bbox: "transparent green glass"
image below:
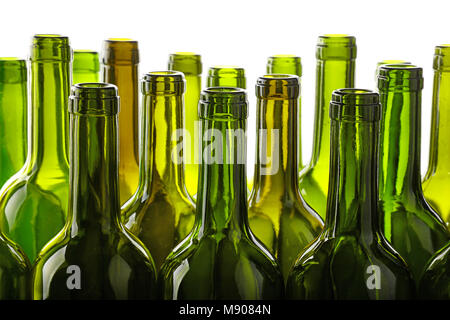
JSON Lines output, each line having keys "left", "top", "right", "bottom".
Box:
{"left": 168, "top": 53, "right": 202, "bottom": 201}
{"left": 267, "top": 55, "right": 304, "bottom": 171}
{"left": 101, "top": 39, "right": 140, "bottom": 205}
{"left": 287, "top": 89, "right": 415, "bottom": 300}
{"left": 73, "top": 50, "right": 99, "bottom": 84}
{"left": 299, "top": 35, "right": 356, "bottom": 220}
{"left": 248, "top": 75, "right": 323, "bottom": 281}
{"left": 32, "top": 83, "right": 158, "bottom": 300}
{"left": 378, "top": 64, "right": 450, "bottom": 284}
{"left": 159, "top": 87, "right": 284, "bottom": 300}
{"left": 122, "top": 71, "right": 196, "bottom": 270}
{"left": 207, "top": 66, "right": 246, "bottom": 89}
{"left": 0, "top": 58, "right": 27, "bottom": 188}
{"left": 419, "top": 241, "right": 450, "bottom": 299}
{"left": 423, "top": 45, "right": 450, "bottom": 228}
{"left": 0, "top": 35, "right": 71, "bottom": 262}
{"left": 375, "top": 60, "right": 411, "bottom": 81}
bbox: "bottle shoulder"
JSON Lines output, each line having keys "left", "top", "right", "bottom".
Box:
{"left": 419, "top": 243, "right": 450, "bottom": 299}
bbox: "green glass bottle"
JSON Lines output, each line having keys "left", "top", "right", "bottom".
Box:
{"left": 207, "top": 66, "right": 246, "bottom": 89}
{"left": 248, "top": 75, "right": 323, "bottom": 280}
{"left": 419, "top": 241, "right": 450, "bottom": 299}
{"left": 378, "top": 64, "right": 450, "bottom": 284}
{"left": 299, "top": 35, "right": 356, "bottom": 220}
{"left": 423, "top": 45, "right": 450, "bottom": 228}
{"left": 73, "top": 50, "right": 99, "bottom": 84}
{"left": 159, "top": 87, "right": 284, "bottom": 300}
{"left": 266, "top": 55, "right": 303, "bottom": 171}
{"left": 101, "top": 39, "right": 140, "bottom": 205}
{"left": 0, "top": 58, "right": 27, "bottom": 188}
{"left": 168, "top": 53, "right": 202, "bottom": 200}
{"left": 122, "top": 71, "right": 196, "bottom": 270}
{"left": 0, "top": 35, "right": 71, "bottom": 262}
{"left": 32, "top": 83, "right": 157, "bottom": 300}
{"left": 375, "top": 60, "right": 411, "bottom": 81}
{"left": 286, "top": 89, "right": 415, "bottom": 300}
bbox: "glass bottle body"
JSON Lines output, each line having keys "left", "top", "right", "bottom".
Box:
{"left": 419, "top": 241, "right": 450, "bottom": 299}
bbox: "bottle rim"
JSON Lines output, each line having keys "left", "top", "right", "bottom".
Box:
{"left": 168, "top": 52, "right": 202, "bottom": 75}
{"left": 256, "top": 74, "right": 300, "bottom": 99}
{"left": 330, "top": 88, "right": 381, "bottom": 122}
{"left": 378, "top": 64, "right": 423, "bottom": 91}
{"left": 141, "top": 71, "right": 185, "bottom": 95}
{"left": 69, "top": 82, "right": 119, "bottom": 116}
{"left": 199, "top": 87, "right": 248, "bottom": 120}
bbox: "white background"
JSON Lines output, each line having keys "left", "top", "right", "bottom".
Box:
{"left": 1, "top": 0, "right": 448, "bottom": 177}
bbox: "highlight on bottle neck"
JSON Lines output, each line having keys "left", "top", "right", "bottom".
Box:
{"left": 199, "top": 87, "right": 248, "bottom": 120}
{"left": 69, "top": 83, "right": 119, "bottom": 116}
{"left": 434, "top": 45, "right": 450, "bottom": 72}
{"left": 0, "top": 58, "right": 27, "bottom": 84}
{"left": 168, "top": 52, "right": 202, "bottom": 75}
{"left": 102, "top": 38, "right": 139, "bottom": 65}
{"left": 256, "top": 74, "right": 300, "bottom": 100}
{"left": 329, "top": 88, "right": 381, "bottom": 122}
{"left": 377, "top": 64, "right": 423, "bottom": 91}
{"left": 316, "top": 34, "right": 357, "bottom": 60}
{"left": 31, "top": 34, "right": 71, "bottom": 62}
{"left": 73, "top": 50, "right": 100, "bottom": 73}
{"left": 141, "top": 71, "right": 185, "bottom": 96}
{"left": 207, "top": 66, "right": 246, "bottom": 89}
{"left": 266, "top": 55, "right": 302, "bottom": 77}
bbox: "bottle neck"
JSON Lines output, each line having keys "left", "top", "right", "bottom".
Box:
{"left": 426, "top": 70, "right": 450, "bottom": 175}
{"left": 195, "top": 117, "right": 248, "bottom": 236}
{"left": 310, "top": 59, "right": 355, "bottom": 169}
{"left": 379, "top": 89, "right": 423, "bottom": 198}
{"left": 68, "top": 113, "right": 120, "bottom": 234}
{"left": 252, "top": 97, "right": 300, "bottom": 198}
{"left": 26, "top": 59, "right": 70, "bottom": 174}
{"left": 326, "top": 119, "right": 380, "bottom": 240}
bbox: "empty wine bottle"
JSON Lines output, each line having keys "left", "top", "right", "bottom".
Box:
{"left": 0, "top": 35, "right": 71, "bottom": 262}
{"left": 159, "top": 87, "right": 284, "bottom": 300}
{"left": 122, "top": 71, "right": 196, "bottom": 270}
{"left": 0, "top": 58, "right": 27, "bottom": 188}
{"left": 286, "top": 89, "right": 415, "bottom": 300}
{"left": 207, "top": 66, "right": 246, "bottom": 88}
{"left": 168, "top": 53, "right": 202, "bottom": 200}
{"left": 299, "top": 35, "right": 356, "bottom": 220}
{"left": 248, "top": 75, "right": 323, "bottom": 280}
{"left": 101, "top": 39, "right": 140, "bottom": 205}
{"left": 32, "top": 83, "right": 157, "bottom": 300}
{"left": 378, "top": 64, "right": 450, "bottom": 284}
{"left": 419, "top": 241, "right": 450, "bottom": 299}
{"left": 423, "top": 45, "right": 450, "bottom": 228}
{"left": 73, "top": 50, "right": 99, "bottom": 84}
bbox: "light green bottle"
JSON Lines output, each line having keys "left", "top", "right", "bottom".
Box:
{"left": 207, "top": 66, "right": 246, "bottom": 89}
{"left": 73, "top": 50, "right": 99, "bottom": 84}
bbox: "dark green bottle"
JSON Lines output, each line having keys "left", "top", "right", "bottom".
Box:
{"left": 0, "top": 58, "right": 27, "bottom": 188}
{"left": 207, "top": 66, "right": 246, "bottom": 89}
{"left": 286, "top": 89, "right": 415, "bottom": 300}
{"left": 299, "top": 35, "right": 356, "bottom": 220}
{"left": 32, "top": 83, "right": 157, "bottom": 300}
{"left": 73, "top": 50, "right": 99, "bottom": 84}
{"left": 122, "top": 71, "right": 196, "bottom": 270}
{"left": 248, "top": 75, "right": 323, "bottom": 280}
{"left": 419, "top": 241, "right": 450, "bottom": 299}
{"left": 159, "top": 87, "right": 284, "bottom": 300}
{"left": 377, "top": 64, "right": 450, "bottom": 284}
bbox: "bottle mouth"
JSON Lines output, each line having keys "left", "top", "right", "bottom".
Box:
{"left": 73, "top": 50, "right": 100, "bottom": 73}
{"left": 0, "top": 58, "right": 27, "bottom": 84}
{"left": 207, "top": 66, "right": 246, "bottom": 88}
{"left": 434, "top": 44, "right": 450, "bottom": 71}
{"left": 266, "top": 55, "right": 302, "bottom": 76}
{"left": 168, "top": 52, "right": 202, "bottom": 75}
{"left": 376, "top": 60, "right": 411, "bottom": 67}
{"left": 141, "top": 71, "right": 185, "bottom": 95}
{"left": 102, "top": 38, "right": 139, "bottom": 65}
{"left": 199, "top": 87, "right": 248, "bottom": 120}
{"left": 256, "top": 74, "right": 300, "bottom": 99}
{"left": 31, "top": 34, "right": 71, "bottom": 62}
{"left": 316, "top": 34, "right": 356, "bottom": 60}
{"left": 377, "top": 64, "right": 423, "bottom": 91}
{"left": 330, "top": 88, "right": 381, "bottom": 122}
{"left": 69, "top": 83, "right": 119, "bottom": 116}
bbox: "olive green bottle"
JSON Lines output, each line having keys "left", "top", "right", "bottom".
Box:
{"left": 207, "top": 66, "right": 246, "bottom": 89}
{"left": 32, "top": 83, "right": 157, "bottom": 300}
{"left": 248, "top": 75, "right": 323, "bottom": 280}
{"left": 419, "top": 241, "right": 450, "bottom": 299}
{"left": 0, "top": 58, "right": 27, "bottom": 188}
{"left": 73, "top": 50, "right": 99, "bottom": 84}
{"left": 122, "top": 71, "right": 196, "bottom": 270}
{"left": 423, "top": 45, "right": 450, "bottom": 228}
{"left": 0, "top": 35, "right": 71, "bottom": 262}
{"left": 168, "top": 53, "right": 202, "bottom": 200}
{"left": 299, "top": 35, "right": 356, "bottom": 220}
{"left": 378, "top": 64, "right": 450, "bottom": 284}
{"left": 101, "top": 39, "right": 140, "bottom": 205}
{"left": 159, "top": 87, "right": 284, "bottom": 300}
{"left": 286, "top": 89, "right": 415, "bottom": 300}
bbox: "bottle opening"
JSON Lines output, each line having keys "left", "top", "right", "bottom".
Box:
{"left": 199, "top": 87, "right": 248, "bottom": 120}
{"left": 256, "top": 75, "right": 300, "bottom": 100}
{"left": 434, "top": 45, "right": 450, "bottom": 71}
{"left": 330, "top": 88, "right": 381, "bottom": 122}
{"left": 168, "top": 53, "right": 202, "bottom": 75}
{"left": 378, "top": 64, "right": 423, "bottom": 90}
{"left": 31, "top": 34, "right": 71, "bottom": 62}
{"left": 141, "top": 71, "right": 185, "bottom": 95}
{"left": 316, "top": 34, "right": 356, "bottom": 60}
{"left": 69, "top": 83, "right": 119, "bottom": 116}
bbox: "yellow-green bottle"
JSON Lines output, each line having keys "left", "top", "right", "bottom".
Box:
{"left": 207, "top": 66, "right": 246, "bottom": 89}
{"left": 168, "top": 53, "right": 202, "bottom": 200}
{"left": 73, "top": 50, "right": 99, "bottom": 84}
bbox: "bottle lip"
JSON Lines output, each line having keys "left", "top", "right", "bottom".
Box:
{"left": 256, "top": 74, "right": 300, "bottom": 99}
{"left": 69, "top": 83, "right": 119, "bottom": 116}
{"left": 101, "top": 38, "right": 139, "bottom": 65}
{"left": 168, "top": 52, "right": 202, "bottom": 75}
{"left": 330, "top": 88, "right": 381, "bottom": 122}
{"left": 434, "top": 44, "right": 450, "bottom": 71}
{"left": 207, "top": 66, "right": 246, "bottom": 89}
{"left": 0, "top": 58, "right": 27, "bottom": 84}
{"left": 199, "top": 87, "right": 248, "bottom": 120}
{"left": 316, "top": 34, "right": 356, "bottom": 60}
{"left": 141, "top": 71, "right": 185, "bottom": 95}
{"left": 266, "top": 55, "right": 302, "bottom": 76}
{"left": 377, "top": 64, "right": 423, "bottom": 91}
{"left": 31, "top": 34, "right": 71, "bottom": 62}
{"left": 73, "top": 50, "right": 100, "bottom": 73}
{"left": 0, "top": 57, "right": 26, "bottom": 67}
{"left": 376, "top": 60, "right": 411, "bottom": 67}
